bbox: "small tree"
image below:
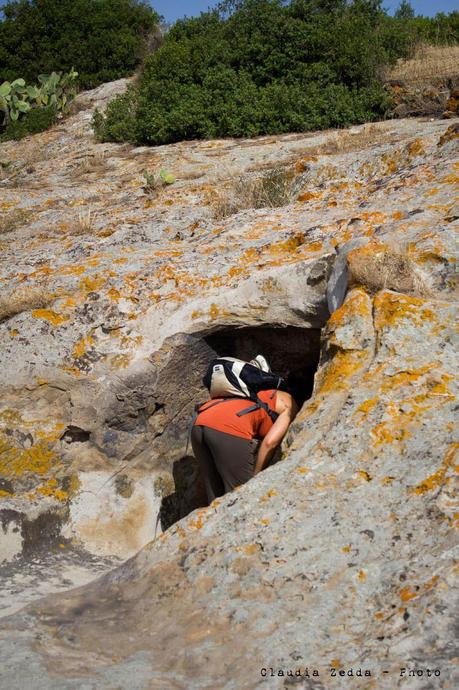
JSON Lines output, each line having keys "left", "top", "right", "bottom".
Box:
{"left": 395, "top": 1, "right": 415, "bottom": 20}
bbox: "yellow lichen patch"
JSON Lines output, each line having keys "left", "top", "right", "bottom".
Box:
{"left": 72, "top": 335, "right": 94, "bottom": 359}
{"left": 31, "top": 309, "right": 67, "bottom": 327}
{"left": 296, "top": 466, "right": 310, "bottom": 474}
{"left": 260, "top": 518, "right": 270, "bottom": 525}
{"left": 107, "top": 287, "right": 121, "bottom": 301}
{"left": 330, "top": 659, "right": 341, "bottom": 670}
{"left": 79, "top": 274, "right": 106, "bottom": 293}
{"left": 317, "top": 350, "right": 367, "bottom": 395}
{"left": 244, "top": 543, "right": 260, "bottom": 556}
{"left": 0, "top": 432, "right": 58, "bottom": 479}
{"left": 259, "top": 488, "right": 278, "bottom": 503}
{"left": 0, "top": 488, "right": 13, "bottom": 497}
{"left": 209, "top": 303, "right": 219, "bottom": 319}
{"left": 440, "top": 173, "right": 459, "bottom": 187}
{"left": 399, "top": 586, "right": 417, "bottom": 602}
{"left": 60, "top": 264, "right": 87, "bottom": 277}
{"left": 106, "top": 353, "right": 131, "bottom": 369}
{"left": 380, "top": 365, "right": 434, "bottom": 392}
{"left": 9, "top": 329, "right": 19, "bottom": 337}
{"left": 36, "top": 478, "right": 68, "bottom": 502}
{"left": 374, "top": 291, "right": 437, "bottom": 330}
{"left": 358, "top": 570, "right": 366, "bottom": 583}
{"left": 353, "top": 397, "right": 378, "bottom": 422}
{"left": 412, "top": 443, "right": 458, "bottom": 495}
{"left": 191, "top": 309, "right": 203, "bottom": 319}
{"left": 297, "top": 190, "right": 322, "bottom": 202}
{"left": 268, "top": 233, "right": 305, "bottom": 255}
{"left": 327, "top": 287, "right": 371, "bottom": 331}
{"left": 407, "top": 138, "right": 425, "bottom": 158}
{"left": 358, "top": 470, "right": 372, "bottom": 482}
{"left": 341, "top": 545, "right": 351, "bottom": 553}
{"left": 187, "top": 509, "right": 209, "bottom": 530}
{"left": 382, "top": 476, "right": 395, "bottom": 485}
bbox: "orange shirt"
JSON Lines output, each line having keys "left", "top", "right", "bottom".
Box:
{"left": 194, "top": 390, "right": 277, "bottom": 440}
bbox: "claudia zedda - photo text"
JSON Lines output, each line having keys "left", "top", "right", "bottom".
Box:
{"left": 260, "top": 667, "right": 442, "bottom": 679}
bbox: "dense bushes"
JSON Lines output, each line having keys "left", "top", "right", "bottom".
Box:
{"left": 1, "top": 104, "right": 58, "bottom": 141}
{"left": 0, "top": 0, "right": 159, "bottom": 89}
{"left": 94, "top": 0, "right": 459, "bottom": 146}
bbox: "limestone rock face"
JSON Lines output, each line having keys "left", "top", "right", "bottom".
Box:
{"left": 0, "top": 80, "right": 457, "bottom": 687}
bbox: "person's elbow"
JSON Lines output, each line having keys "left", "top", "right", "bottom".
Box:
{"left": 261, "top": 435, "right": 281, "bottom": 452}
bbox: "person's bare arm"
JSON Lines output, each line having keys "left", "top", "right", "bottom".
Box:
{"left": 254, "top": 393, "right": 298, "bottom": 475}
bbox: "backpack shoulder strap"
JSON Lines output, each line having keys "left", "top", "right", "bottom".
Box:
{"left": 235, "top": 396, "right": 279, "bottom": 424}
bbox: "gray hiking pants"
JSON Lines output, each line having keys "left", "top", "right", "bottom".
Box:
{"left": 191, "top": 425, "right": 259, "bottom": 504}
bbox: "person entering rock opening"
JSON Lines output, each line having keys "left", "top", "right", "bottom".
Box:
{"left": 190, "top": 355, "right": 301, "bottom": 505}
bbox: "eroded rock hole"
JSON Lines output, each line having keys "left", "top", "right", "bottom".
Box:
{"left": 204, "top": 325, "right": 321, "bottom": 403}
{"left": 159, "top": 324, "right": 321, "bottom": 530}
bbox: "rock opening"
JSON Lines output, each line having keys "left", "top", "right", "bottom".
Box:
{"left": 204, "top": 325, "right": 321, "bottom": 403}
{"left": 159, "top": 324, "right": 321, "bottom": 530}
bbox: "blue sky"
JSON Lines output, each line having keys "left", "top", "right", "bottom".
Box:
{"left": 152, "top": 1, "right": 458, "bottom": 23}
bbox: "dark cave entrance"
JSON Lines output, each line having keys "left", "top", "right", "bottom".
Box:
{"left": 159, "top": 324, "right": 322, "bottom": 530}
{"left": 204, "top": 324, "right": 321, "bottom": 405}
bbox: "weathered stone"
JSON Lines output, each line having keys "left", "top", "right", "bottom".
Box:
{"left": 0, "top": 79, "right": 458, "bottom": 688}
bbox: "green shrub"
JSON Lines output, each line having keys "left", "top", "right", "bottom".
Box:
{"left": 92, "top": 85, "right": 140, "bottom": 143}
{"left": 0, "top": 104, "right": 58, "bottom": 141}
{"left": 0, "top": 0, "right": 159, "bottom": 90}
{"left": 95, "top": 0, "right": 459, "bottom": 146}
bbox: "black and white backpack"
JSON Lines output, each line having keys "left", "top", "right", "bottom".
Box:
{"left": 187, "top": 357, "right": 288, "bottom": 452}
{"left": 203, "top": 357, "right": 285, "bottom": 409}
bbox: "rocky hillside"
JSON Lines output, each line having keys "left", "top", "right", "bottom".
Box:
{"left": 0, "top": 80, "right": 458, "bottom": 688}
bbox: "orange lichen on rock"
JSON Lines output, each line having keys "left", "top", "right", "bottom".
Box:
{"left": 187, "top": 509, "right": 209, "bottom": 530}
{"left": 317, "top": 350, "right": 367, "bottom": 395}
{"left": 79, "top": 274, "right": 106, "bottom": 293}
{"left": 268, "top": 233, "right": 305, "bottom": 255}
{"left": 399, "top": 586, "right": 417, "bottom": 602}
{"left": 412, "top": 443, "right": 458, "bottom": 495}
{"left": 31, "top": 309, "right": 67, "bottom": 327}
{"left": 374, "top": 291, "right": 437, "bottom": 329}
{"left": 72, "top": 334, "right": 95, "bottom": 359}
{"left": 407, "top": 138, "right": 426, "bottom": 158}
{"left": 297, "top": 190, "right": 322, "bottom": 202}
{"left": 353, "top": 397, "right": 378, "bottom": 421}
{"left": 0, "top": 430, "right": 59, "bottom": 479}
{"left": 327, "top": 286, "right": 371, "bottom": 330}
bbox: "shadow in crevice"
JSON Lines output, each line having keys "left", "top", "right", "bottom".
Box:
{"left": 159, "top": 455, "right": 208, "bottom": 532}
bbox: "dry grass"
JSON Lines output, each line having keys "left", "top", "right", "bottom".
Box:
{"left": 0, "top": 286, "right": 54, "bottom": 322}
{"left": 213, "top": 166, "right": 299, "bottom": 219}
{"left": 0, "top": 208, "right": 33, "bottom": 235}
{"left": 71, "top": 152, "right": 110, "bottom": 178}
{"left": 387, "top": 44, "right": 459, "bottom": 84}
{"left": 296, "top": 124, "right": 395, "bottom": 160}
{"left": 0, "top": 159, "right": 12, "bottom": 182}
{"left": 348, "top": 243, "right": 432, "bottom": 297}
{"left": 63, "top": 210, "right": 96, "bottom": 236}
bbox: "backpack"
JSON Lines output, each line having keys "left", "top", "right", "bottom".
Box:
{"left": 203, "top": 357, "right": 285, "bottom": 402}
{"left": 186, "top": 358, "right": 287, "bottom": 453}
